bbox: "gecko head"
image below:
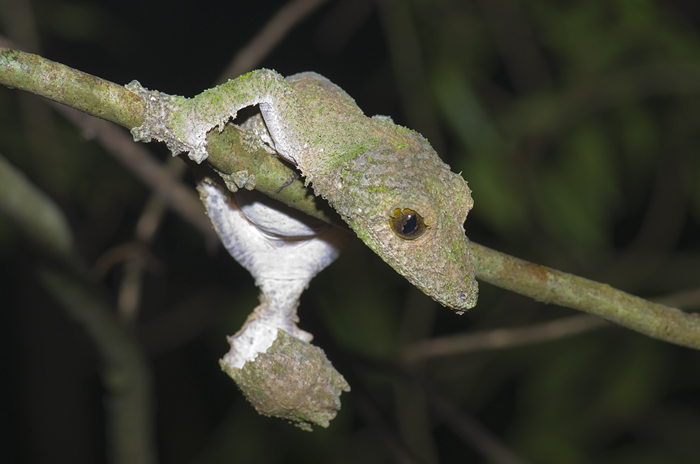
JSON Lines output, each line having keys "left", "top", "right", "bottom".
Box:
{"left": 329, "top": 137, "right": 478, "bottom": 312}
{"left": 380, "top": 190, "right": 478, "bottom": 312}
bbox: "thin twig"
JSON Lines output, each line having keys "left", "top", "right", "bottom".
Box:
{"left": 137, "top": 287, "right": 229, "bottom": 356}
{"left": 402, "top": 314, "right": 609, "bottom": 363}
{"left": 358, "top": 353, "right": 528, "bottom": 464}
{"left": 116, "top": 157, "right": 186, "bottom": 320}
{"left": 134, "top": 160, "right": 185, "bottom": 241}
{"left": 402, "top": 279, "right": 700, "bottom": 362}
{"left": 0, "top": 40, "right": 212, "bottom": 238}
{"left": 90, "top": 242, "right": 159, "bottom": 281}
{"left": 653, "top": 287, "right": 700, "bottom": 310}
{"left": 53, "top": 104, "right": 215, "bottom": 239}
{"left": 426, "top": 390, "right": 529, "bottom": 464}
{"left": 215, "top": 0, "right": 330, "bottom": 83}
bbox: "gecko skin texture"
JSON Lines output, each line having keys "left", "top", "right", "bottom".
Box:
{"left": 131, "top": 70, "right": 478, "bottom": 311}
{"left": 264, "top": 71, "right": 477, "bottom": 311}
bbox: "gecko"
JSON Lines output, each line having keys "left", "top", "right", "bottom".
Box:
{"left": 130, "top": 69, "right": 478, "bottom": 312}
{"left": 127, "top": 69, "right": 478, "bottom": 429}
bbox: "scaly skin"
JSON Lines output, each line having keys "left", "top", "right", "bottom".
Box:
{"left": 130, "top": 69, "right": 478, "bottom": 311}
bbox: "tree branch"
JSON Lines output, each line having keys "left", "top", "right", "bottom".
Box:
{"left": 0, "top": 47, "right": 144, "bottom": 128}
{"left": 472, "top": 243, "right": 700, "bottom": 349}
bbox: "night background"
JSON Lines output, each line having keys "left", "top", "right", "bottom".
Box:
{"left": 2, "top": 0, "right": 700, "bottom": 463}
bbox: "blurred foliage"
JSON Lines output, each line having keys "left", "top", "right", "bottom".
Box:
{"left": 2, "top": 0, "right": 700, "bottom": 463}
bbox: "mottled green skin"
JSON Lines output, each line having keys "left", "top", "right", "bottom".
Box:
{"left": 281, "top": 72, "right": 478, "bottom": 311}
{"left": 152, "top": 69, "right": 477, "bottom": 310}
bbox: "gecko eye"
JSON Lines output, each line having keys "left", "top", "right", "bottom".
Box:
{"left": 389, "top": 208, "right": 427, "bottom": 240}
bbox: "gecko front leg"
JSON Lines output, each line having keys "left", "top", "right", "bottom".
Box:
{"left": 127, "top": 69, "right": 303, "bottom": 164}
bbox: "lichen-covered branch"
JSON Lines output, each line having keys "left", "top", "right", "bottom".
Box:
{"left": 0, "top": 47, "right": 145, "bottom": 128}
{"left": 471, "top": 243, "right": 700, "bottom": 350}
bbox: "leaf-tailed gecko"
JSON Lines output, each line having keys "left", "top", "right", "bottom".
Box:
{"left": 129, "top": 69, "right": 478, "bottom": 312}
{"left": 128, "top": 69, "right": 477, "bottom": 429}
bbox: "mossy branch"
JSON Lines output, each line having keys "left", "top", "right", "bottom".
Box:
{"left": 2, "top": 47, "right": 699, "bottom": 349}
{"left": 471, "top": 243, "right": 700, "bottom": 349}
{"left": 0, "top": 48, "right": 145, "bottom": 128}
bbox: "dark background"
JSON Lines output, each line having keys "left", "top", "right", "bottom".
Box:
{"left": 2, "top": 0, "right": 700, "bottom": 463}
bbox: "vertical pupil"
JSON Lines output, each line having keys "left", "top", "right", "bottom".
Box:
{"left": 403, "top": 214, "right": 417, "bottom": 234}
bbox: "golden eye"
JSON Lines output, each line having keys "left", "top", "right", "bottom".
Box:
{"left": 389, "top": 208, "right": 427, "bottom": 240}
